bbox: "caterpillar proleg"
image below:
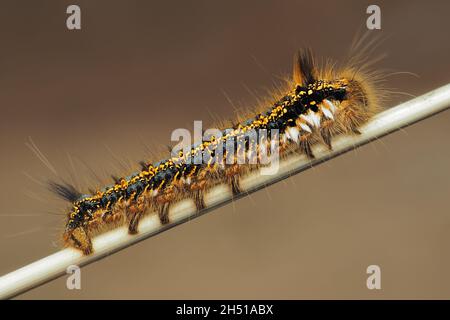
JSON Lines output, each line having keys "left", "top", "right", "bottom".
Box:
{"left": 51, "top": 48, "right": 381, "bottom": 255}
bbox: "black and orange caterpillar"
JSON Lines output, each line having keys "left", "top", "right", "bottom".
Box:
{"left": 51, "top": 48, "right": 380, "bottom": 254}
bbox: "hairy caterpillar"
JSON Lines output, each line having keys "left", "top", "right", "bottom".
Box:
{"left": 51, "top": 48, "right": 380, "bottom": 255}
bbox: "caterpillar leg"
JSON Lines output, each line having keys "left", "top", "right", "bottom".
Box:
{"left": 64, "top": 226, "right": 93, "bottom": 255}
{"left": 229, "top": 175, "right": 241, "bottom": 195}
{"left": 127, "top": 196, "right": 147, "bottom": 234}
{"left": 299, "top": 133, "right": 315, "bottom": 159}
{"left": 154, "top": 186, "right": 176, "bottom": 225}
{"left": 128, "top": 210, "right": 144, "bottom": 234}
{"left": 193, "top": 189, "right": 205, "bottom": 211}
{"left": 157, "top": 202, "right": 170, "bottom": 225}
{"left": 190, "top": 178, "right": 207, "bottom": 211}
{"left": 319, "top": 122, "right": 333, "bottom": 149}
{"left": 225, "top": 164, "right": 241, "bottom": 195}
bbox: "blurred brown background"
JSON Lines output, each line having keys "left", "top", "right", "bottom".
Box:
{"left": 0, "top": 0, "right": 449, "bottom": 299}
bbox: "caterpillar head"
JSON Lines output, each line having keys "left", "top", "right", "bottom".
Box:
{"left": 49, "top": 181, "right": 93, "bottom": 254}
{"left": 293, "top": 48, "right": 378, "bottom": 130}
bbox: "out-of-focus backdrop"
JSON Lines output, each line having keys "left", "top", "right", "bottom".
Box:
{"left": 0, "top": 0, "right": 449, "bottom": 299}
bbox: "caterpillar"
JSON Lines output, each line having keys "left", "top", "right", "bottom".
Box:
{"left": 50, "top": 47, "right": 380, "bottom": 255}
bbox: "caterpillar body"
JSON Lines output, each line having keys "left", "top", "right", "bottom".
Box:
{"left": 51, "top": 48, "right": 379, "bottom": 255}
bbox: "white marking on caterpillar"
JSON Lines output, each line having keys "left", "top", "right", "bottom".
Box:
{"left": 286, "top": 127, "right": 300, "bottom": 143}
{"left": 323, "top": 99, "right": 336, "bottom": 113}
{"left": 321, "top": 106, "right": 334, "bottom": 120}
{"left": 299, "top": 123, "right": 312, "bottom": 133}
